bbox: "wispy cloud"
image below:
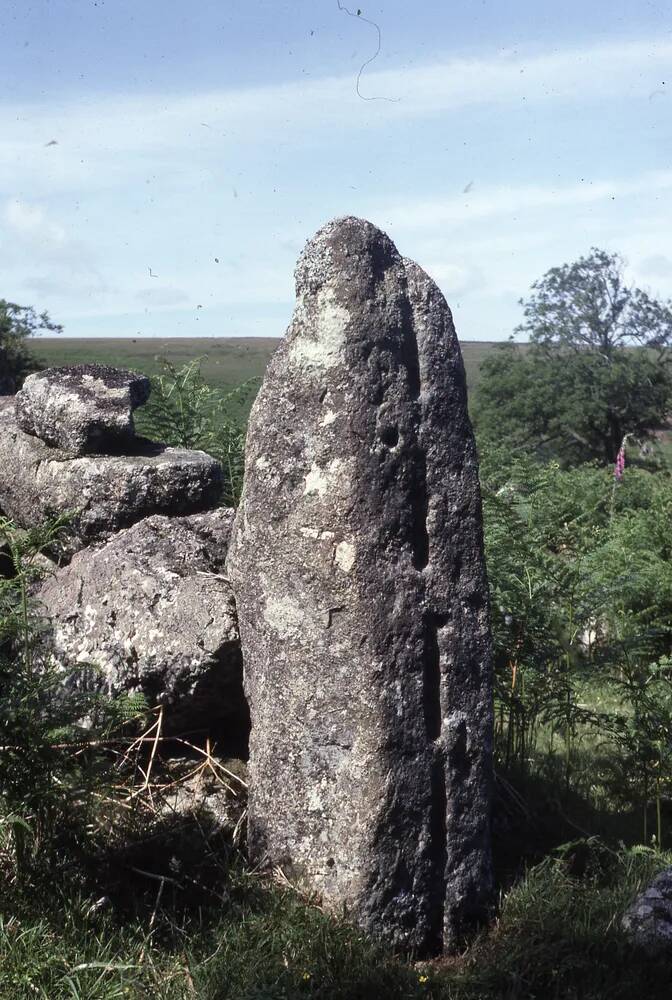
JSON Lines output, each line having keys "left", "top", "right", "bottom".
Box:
{"left": 1, "top": 197, "right": 110, "bottom": 297}
{"left": 380, "top": 171, "right": 672, "bottom": 231}
{"left": 5, "top": 198, "right": 67, "bottom": 249}
{"left": 0, "top": 37, "right": 669, "bottom": 196}
{"left": 1, "top": 35, "right": 670, "bottom": 339}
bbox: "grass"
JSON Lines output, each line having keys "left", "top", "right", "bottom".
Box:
{"left": 12, "top": 338, "right": 672, "bottom": 996}
{"left": 30, "top": 338, "right": 506, "bottom": 396}
{"left": 31, "top": 338, "right": 280, "bottom": 398}
{"left": 3, "top": 693, "right": 669, "bottom": 999}
{"left": 1, "top": 840, "right": 670, "bottom": 1000}
{"left": 1, "top": 704, "right": 671, "bottom": 1000}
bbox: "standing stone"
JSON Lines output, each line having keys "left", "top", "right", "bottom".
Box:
{"left": 226, "top": 217, "right": 493, "bottom": 953}
{"left": 15, "top": 364, "right": 151, "bottom": 454}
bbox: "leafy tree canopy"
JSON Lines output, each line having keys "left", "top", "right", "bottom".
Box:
{"left": 473, "top": 249, "right": 672, "bottom": 465}
{"left": 0, "top": 299, "right": 61, "bottom": 394}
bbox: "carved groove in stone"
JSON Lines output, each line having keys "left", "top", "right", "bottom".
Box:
{"left": 422, "top": 614, "right": 445, "bottom": 742}
{"left": 429, "top": 749, "right": 448, "bottom": 950}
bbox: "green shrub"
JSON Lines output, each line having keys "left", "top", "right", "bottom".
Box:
{"left": 480, "top": 443, "right": 672, "bottom": 845}
{"left": 0, "top": 515, "right": 147, "bottom": 879}
{"left": 136, "top": 359, "right": 258, "bottom": 507}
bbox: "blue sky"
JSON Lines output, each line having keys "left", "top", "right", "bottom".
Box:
{"left": 1, "top": 0, "right": 671, "bottom": 341}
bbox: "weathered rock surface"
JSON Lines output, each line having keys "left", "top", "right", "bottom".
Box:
{"left": 227, "top": 216, "right": 493, "bottom": 953}
{"left": 0, "top": 404, "right": 222, "bottom": 557}
{"left": 15, "top": 364, "right": 151, "bottom": 454}
{"left": 36, "top": 509, "right": 248, "bottom": 749}
{"left": 622, "top": 867, "right": 672, "bottom": 952}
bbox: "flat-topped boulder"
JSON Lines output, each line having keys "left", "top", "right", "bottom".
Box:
{"left": 227, "top": 216, "right": 493, "bottom": 953}
{"left": 0, "top": 403, "right": 222, "bottom": 557}
{"left": 15, "top": 364, "right": 151, "bottom": 454}
{"left": 37, "top": 509, "right": 247, "bottom": 749}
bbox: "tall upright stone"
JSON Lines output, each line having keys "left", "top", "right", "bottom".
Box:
{"left": 226, "top": 217, "right": 493, "bottom": 953}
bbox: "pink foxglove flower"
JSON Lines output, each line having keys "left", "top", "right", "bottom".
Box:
{"left": 614, "top": 443, "right": 626, "bottom": 481}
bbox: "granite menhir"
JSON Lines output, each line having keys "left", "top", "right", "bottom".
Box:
{"left": 15, "top": 364, "right": 151, "bottom": 454}
{"left": 226, "top": 217, "right": 493, "bottom": 953}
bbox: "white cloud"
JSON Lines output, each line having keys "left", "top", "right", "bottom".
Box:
{"left": 135, "top": 287, "right": 191, "bottom": 307}
{"left": 640, "top": 254, "right": 672, "bottom": 278}
{"left": 1, "top": 197, "right": 110, "bottom": 300}
{"left": 5, "top": 199, "right": 66, "bottom": 245}
{"left": 0, "top": 37, "right": 669, "bottom": 198}
{"left": 421, "top": 261, "right": 485, "bottom": 297}
{"left": 1, "top": 36, "right": 670, "bottom": 339}
{"left": 380, "top": 171, "right": 672, "bottom": 232}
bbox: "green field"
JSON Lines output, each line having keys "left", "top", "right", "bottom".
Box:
{"left": 32, "top": 337, "right": 506, "bottom": 394}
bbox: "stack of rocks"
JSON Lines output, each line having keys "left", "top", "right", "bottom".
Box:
{"left": 0, "top": 364, "right": 247, "bottom": 746}
{"left": 0, "top": 364, "right": 222, "bottom": 556}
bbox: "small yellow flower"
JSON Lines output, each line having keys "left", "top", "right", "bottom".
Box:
{"left": 302, "top": 971, "right": 311, "bottom": 981}
{"left": 418, "top": 974, "right": 429, "bottom": 984}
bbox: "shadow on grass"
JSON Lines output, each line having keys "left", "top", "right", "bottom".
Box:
{"left": 2, "top": 762, "right": 672, "bottom": 999}
{"left": 492, "top": 738, "right": 672, "bottom": 890}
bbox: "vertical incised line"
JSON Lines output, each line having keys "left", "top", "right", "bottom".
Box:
{"left": 428, "top": 745, "right": 448, "bottom": 952}
{"left": 423, "top": 615, "right": 444, "bottom": 741}
{"left": 424, "top": 613, "right": 448, "bottom": 952}
{"left": 410, "top": 447, "right": 430, "bottom": 570}
{"left": 405, "top": 286, "right": 447, "bottom": 952}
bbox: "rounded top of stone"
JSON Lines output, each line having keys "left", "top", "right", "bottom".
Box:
{"left": 29, "top": 364, "right": 150, "bottom": 395}
{"left": 295, "top": 216, "right": 401, "bottom": 295}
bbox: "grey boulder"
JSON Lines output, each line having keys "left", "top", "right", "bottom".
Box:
{"left": 15, "top": 364, "right": 151, "bottom": 454}
{"left": 622, "top": 867, "right": 672, "bottom": 952}
{"left": 36, "top": 509, "right": 248, "bottom": 749}
{"left": 227, "top": 216, "right": 493, "bottom": 953}
{"left": 0, "top": 403, "right": 222, "bottom": 557}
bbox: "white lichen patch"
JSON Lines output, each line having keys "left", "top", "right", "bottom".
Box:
{"left": 83, "top": 604, "right": 98, "bottom": 630}
{"left": 288, "top": 288, "right": 349, "bottom": 373}
{"left": 303, "top": 463, "right": 329, "bottom": 497}
{"left": 320, "top": 409, "right": 337, "bottom": 426}
{"left": 308, "top": 787, "right": 325, "bottom": 811}
{"left": 255, "top": 455, "right": 270, "bottom": 470}
{"left": 299, "top": 527, "right": 336, "bottom": 540}
{"left": 263, "top": 593, "right": 306, "bottom": 639}
{"left": 303, "top": 458, "right": 347, "bottom": 498}
{"left": 81, "top": 374, "right": 128, "bottom": 399}
{"left": 335, "top": 540, "right": 356, "bottom": 573}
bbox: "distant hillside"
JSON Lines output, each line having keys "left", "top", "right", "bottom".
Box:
{"left": 32, "top": 337, "right": 510, "bottom": 396}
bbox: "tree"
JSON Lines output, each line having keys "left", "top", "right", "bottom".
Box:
{"left": 473, "top": 250, "right": 672, "bottom": 465}
{"left": 0, "top": 300, "right": 61, "bottom": 394}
